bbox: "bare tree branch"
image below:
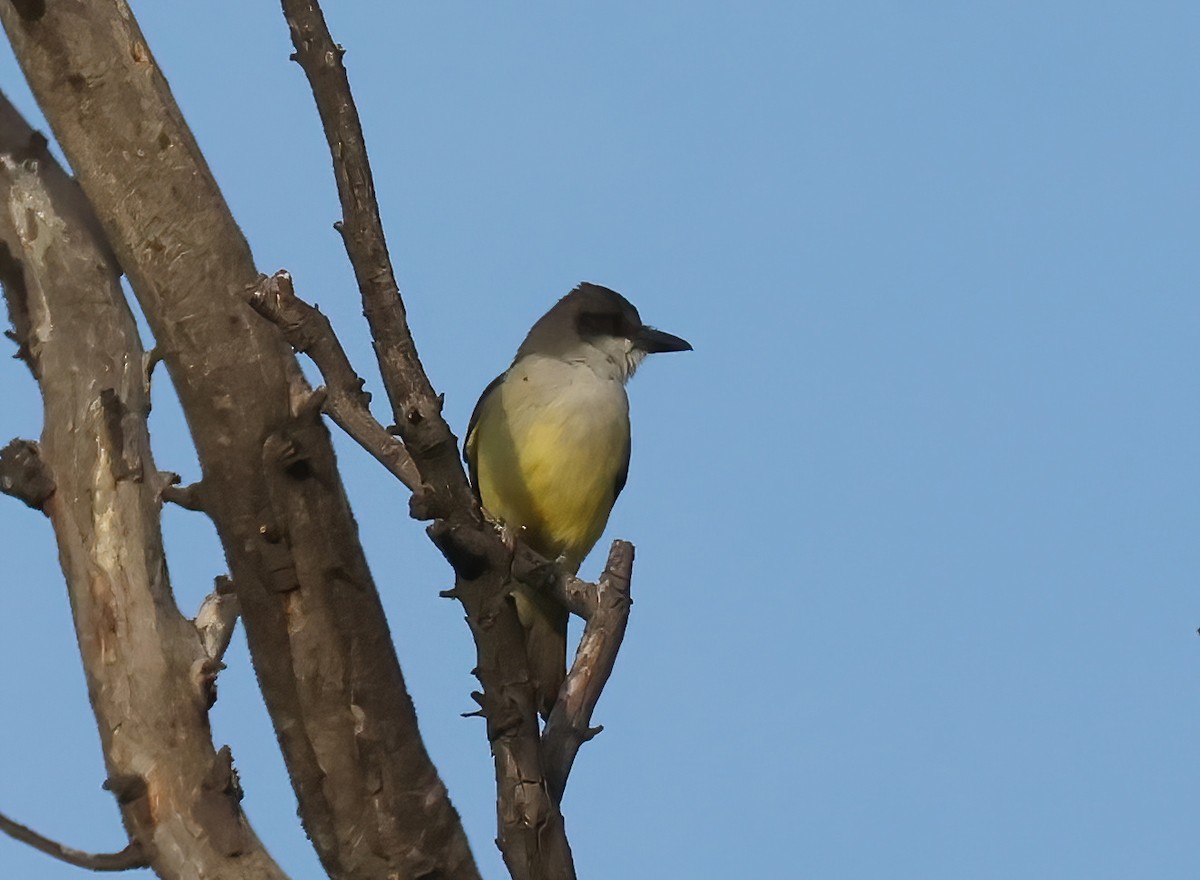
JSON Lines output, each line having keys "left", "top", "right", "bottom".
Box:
{"left": 0, "top": 90, "right": 288, "bottom": 879}
{"left": 0, "top": 4, "right": 478, "bottom": 877}
{"left": 542, "top": 541, "right": 634, "bottom": 803}
{"left": 160, "top": 475, "right": 208, "bottom": 512}
{"left": 244, "top": 271, "right": 420, "bottom": 491}
{"left": 279, "top": 2, "right": 447, "bottom": 443}
{"left": 0, "top": 810, "right": 148, "bottom": 872}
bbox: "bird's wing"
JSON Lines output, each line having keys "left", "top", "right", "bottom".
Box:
{"left": 613, "top": 432, "right": 631, "bottom": 502}
{"left": 464, "top": 371, "right": 507, "bottom": 497}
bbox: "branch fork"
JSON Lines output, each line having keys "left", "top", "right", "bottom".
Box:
{"left": 243, "top": 270, "right": 421, "bottom": 492}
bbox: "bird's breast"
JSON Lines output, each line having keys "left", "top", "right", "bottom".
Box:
{"left": 472, "top": 359, "right": 630, "bottom": 568}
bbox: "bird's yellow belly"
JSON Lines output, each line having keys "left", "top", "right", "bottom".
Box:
{"left": 472, "top": 372, "right": 629, "bottom": 569}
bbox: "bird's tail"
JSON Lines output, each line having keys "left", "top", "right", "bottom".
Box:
{"left": 512, "top": 584, "right": 568, "bottom": 721}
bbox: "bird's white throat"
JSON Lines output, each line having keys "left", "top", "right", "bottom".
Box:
{"left": 573, "top": 334, "right": 646, "bottom": 384}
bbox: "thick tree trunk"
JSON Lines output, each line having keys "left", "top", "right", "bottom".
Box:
{"left": 0, "top": 3, "right": 479, "bottom": 878}
{"left": 0, "top": 93, "right": 288, "bottom": 880}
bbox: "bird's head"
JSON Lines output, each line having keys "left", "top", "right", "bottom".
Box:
{"left": 518, "top": 282, "right": 692, "bottom": 382}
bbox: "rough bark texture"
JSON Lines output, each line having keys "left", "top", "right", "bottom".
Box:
{"left": 0, "top": 3, "right": 478, "bottom": 878}
{"left": 0, "top": 94, "right": 288, "bottom": 880}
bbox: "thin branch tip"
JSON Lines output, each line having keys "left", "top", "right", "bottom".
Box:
{"left": 0, "top": 810, "right": 147, "bottom": 872}
{"left": 160, "top": 477, "right": 206, "bottom": 512}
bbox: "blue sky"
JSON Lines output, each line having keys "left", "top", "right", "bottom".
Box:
{"left": 2, "top": 3, "right": 1198, "bottom": 878}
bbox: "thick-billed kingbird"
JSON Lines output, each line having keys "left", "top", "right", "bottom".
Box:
{"left": 464, "top": 282, "right": 692, "bottom": 719}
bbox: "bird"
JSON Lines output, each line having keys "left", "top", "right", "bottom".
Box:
{"left": 464, "top": 282, "right": 692, "bottom": 719}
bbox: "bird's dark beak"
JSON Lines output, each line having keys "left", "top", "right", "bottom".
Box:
{"left": 637, "top": 326, "right": 693, "bottom": 353}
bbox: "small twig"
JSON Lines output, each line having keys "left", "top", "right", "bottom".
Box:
{"left": 0, "top": 438, "right": 54, "bottom": 511}
{"left": 159, "top": 473, "right": 207, "bottom": 512}
{"left": 541, "top": 540, "right": 635, "bottom": 803}
{"left": 244, "top": 271, "right": 421, "bottom": 492}
{"left": 0, "top": 809, "right": 147, "bottom": 872}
